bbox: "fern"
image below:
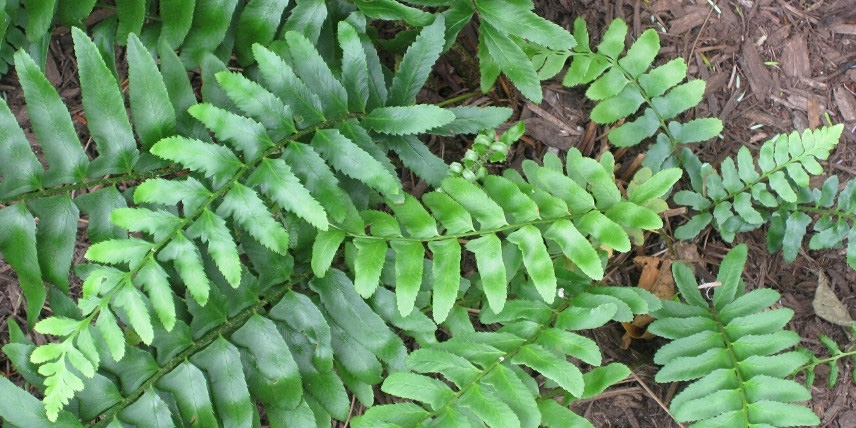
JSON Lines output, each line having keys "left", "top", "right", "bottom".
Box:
{"left": 673, "top": 125, "right": 853, "bottom": 267}
{"left": 556, "top": 18, "right": 723, "bottom": 171}
{"left": 795, "top": 330, "right": 856, "bottom": 389}
{"left": 650, "top": 244, "right": 820, "bottom": 426}
{"left": 313, "top": 149, "right": 682, "bottom": 321}
{"left": 355, "top": 283, "right": 656, "bottom": 427}
{"left": 0, "top": 3, "right": 846, "bottom": 426}
{"left": 0, "top": 29, "right": 181, "bottom": 328}
{"left": 0, "top": 11, "right": 518, "bottom": 421}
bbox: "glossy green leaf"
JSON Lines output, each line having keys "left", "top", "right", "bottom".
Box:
{"left": 156, "top": 362, "right": 218, "bottom": 427}
{"left": 507, "top": 225, "right": 557, "bottom": 303}
{"left": 282, "top": 142, "right": 352, "bottom": 224}
{"left": 180, "top": 0, "right": 239, "bottom": 68}
{"left": 591, "top": 85, "right": 646, "bottom": 124}
{"left": 513, "top": 344, "right": 583, "bottom": 396}
{"left": 618, "top": 29, "right": 659, "bottom": 77}
{"left": 187, "top": 209, "right": 242, "bottom": 287}
{"left": 539, "top": 399, "right": 593, "bottom": 428}
{"left": 217, "top": 183, "right": 290, "bottom": 255}
{"left": 389, "top": 15, "right": 445, "bottom": 106}
{"left": 253, "top": 44, "right": 326, "bottom": 127}
{"left": 429, "top": 238, "right": 462, "bottom": 323}
{"left": 13, "top": 50, "right": 86, "bottom": 186}
{"left": 362, "top": 105, "right": 455, "bottom": 135}
{"left": 285, "top": 31, "right": 349, "bottom": 116}
{"left": 544, "top": 220, "right": 602, "bottom": 280}
{"left": 476, "top": 0, "right": 574, "bottom": 50}
{"left": 338, "top": 21, "right": 370, "bottom": 113}
{"left": 235, "top": 0, "right": 291, "bottom": 65}
{"left": 652, "top": 80, "right": 705, "bottom": 119}
{"left": 312, "top": 128, "right": 403, "bottom": 202}
{"left": 390, "top": 240, "right": 425, "bottom": 316}
{"left": 460, "top": 383, "right": 521, "bottom": 428}
{"left": 352, "top": 0, "right": 433, "bottom": 26}
{"left": 353, "top": 238, "right": 387, "bottom": 298}
{"left": 190, "top": 337, "right": 254, "bottom": 426}
{"left": 596, "top": 19, "right": 627, "bottom": 59}
{"left": 159, "top": 0, "right": 196, "bottom": 49}
{"left": 441, "top": 177, "right": 507, "bottom": 229}
{"left": 72, "top": 27, "right": 139, "bottom": 176}
{"left": 127, "top": 34, "right": 176, "bottom": 150}
{"left": 576, "top": 210, "right": 630, "bottom": 252}
{"left": 609, "top": 108, "right": 660, "bottom": 147}
{"left": 150, "top": 136, "right": 242, "bottom": 186}
{"left": 422, "top": 191, "right": 475, "bottom": 234}
{"left": 247, "top": 158, "right": 328, "bottom": 231}
{"left": 466, "top": 234, "right": 507, "bottom": 312}
{"left": 215, "top": 70, "right": 296, "bottom": 140}
{"left": 381, "top": 372, "right": 454, "bottom": 409}
{"left": 480, "top": 21, "right": 541, "bottom": 102}
{"left": 781, "top": 211, "right": 811, "bottom": 263}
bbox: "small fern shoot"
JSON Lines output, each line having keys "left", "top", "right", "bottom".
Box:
{"left": 650, "top": 244, "right": 820, "bottom": 427}
{"left": 558, "top": 18, "right": 723, "bottom": 171}
{"left": 674, "top": 125, "right": 849, "bottom": 267}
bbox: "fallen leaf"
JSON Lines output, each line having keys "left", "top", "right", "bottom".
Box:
{"left": 813, "top": 271, "right": 855, "bottom": 327}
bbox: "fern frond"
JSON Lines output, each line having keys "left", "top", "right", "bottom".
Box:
{"left": 0, "top": 29, "right": 191, "bottom": 334}
{"left": 673, "top": 125, "right": 850, "bottom": 266}
{"left": 3, "top": 264, "right": 409, "bottom": 426}
{"left": 6, "top": 16, "right": 513, "bottom": 419}
{"left": 314, "top": 149, "right": 681, "bottom": 321}
{"left": 355, "top": 283, "right": 656, "bottom": 428}
{"left": 649, "top": 244, "right": 820, "bottom": 427}
{"left": 557, "top": 18, "right": 723, "bottom": 170}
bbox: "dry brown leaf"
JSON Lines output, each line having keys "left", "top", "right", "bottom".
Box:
{"left": 622, "top": 257, "right": 677, "bottom": 349}
{"left": 813, "top": 271, "right": 855, "bottom": 327}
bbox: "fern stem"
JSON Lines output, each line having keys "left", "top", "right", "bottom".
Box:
{"left": 0, "top": 165, "right": 181, "bottom": 205}
{"left": 333, "top": 213, "right": 581, "bottom": 242}
{"left": 87, "top": 271, "right": 312, "bottom": 427}
{"left": 436, "top": 91, "right": 480, "bottom": 107}
{"left": 794, "top": 349, "right": 856, "bottom": 376}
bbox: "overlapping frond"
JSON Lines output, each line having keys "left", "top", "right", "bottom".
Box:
{"left": 355, "top": 283, "right": 657, "bottom": 427}
{"left": 3, "top": 14, "right": 511, "bottom": 421}
{"left": 649, "top": 244, "right": 819, "bottom": 427}
{"left": 1, "top": 268, "right": 409, "bottom": 427}
{"left": 313, "top": 149, "right": 681, "bottom": 321}
{"left": 673, "top": 125, "right": 849, "bottom": 266}
{"left": 0, "top": 29, "right": 181, "bottom": 329}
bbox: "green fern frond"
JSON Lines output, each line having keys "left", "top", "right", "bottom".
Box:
{"left": 314, "top": 150, "right": 681, "bottom": 321}
{"left": 2, "top": 265, "right": 408, "bottom": 426}
{"left": 673, "top": 125, "right": 850, "bottom": 266}
{"left": 557, "top": 18, "right": 723, "bottom": 170}
{"left": 650, "top": 244, "right": 820, "bottom": 427}
{"left": 2, "top": 14, "right": 514, "bottom": 419}
{"left": 0, "top": 29, "right": 189, "bottom": 333}
{"left": 355, "top": 283, "right": 656, "bottom": 428}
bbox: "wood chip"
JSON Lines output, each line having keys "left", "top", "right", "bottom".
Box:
{"left": 781, "top": 35, "right": 810, "bottom": 78}
{"left": 834, "top": 87, "right": 856, "bottom": 121}
{"left": 740, "top": 39, "right": 775, "bottom": 101}
{"left": 831, "top": 24, "right": 856, "bottom": 35}
{"left": 669, "top": 9, "right": 707, "bottom": 35}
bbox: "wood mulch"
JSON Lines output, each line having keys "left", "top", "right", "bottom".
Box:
{"left": 1, "top": 1, "right": 856, "bottom": 427}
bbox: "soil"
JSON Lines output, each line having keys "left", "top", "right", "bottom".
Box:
{"left": 2, "top": 1, "right": 856, "bottom": 427}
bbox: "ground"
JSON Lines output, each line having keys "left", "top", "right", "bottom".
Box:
{"left": 1, "top": 0, "right": 856, "bottom": 427}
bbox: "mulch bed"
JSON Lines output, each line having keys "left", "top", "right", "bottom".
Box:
{"left": 1, "top": 0, "right": 855, "bottom": 426}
